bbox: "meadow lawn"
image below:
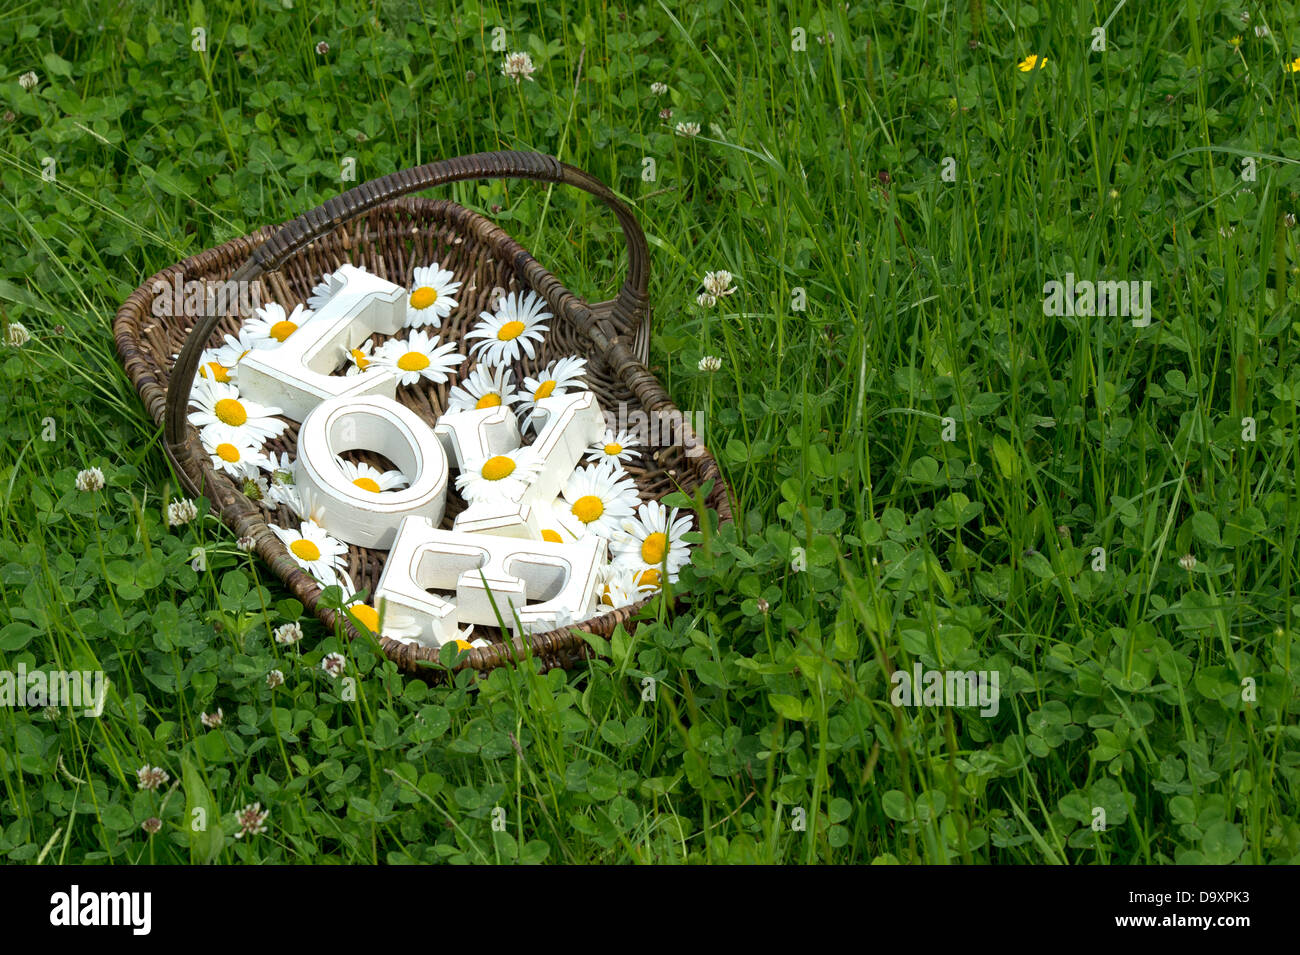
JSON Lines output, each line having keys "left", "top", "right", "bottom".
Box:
{"left": 0, "top": 0, "right": 1297, "bottom": 863}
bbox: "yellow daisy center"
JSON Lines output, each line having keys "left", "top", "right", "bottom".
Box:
{"left": 475, "top": 393, "right": 502, "bottom": 409}
{"left": 482, "top": 455, "right": 515, "bottom": 481}
{"left": 350, "top": 604, "right": 379, "bottom": 632}
{"left": 410, "top": 286, "right": 438, "bottom": 310}
{"left": 601, "top": 584, "right": 615, "bottom": 606}
{"left": 269, "top": 320, "right": 298, "bottom": 342}
{"left": 604, "top": 443, "right": 623, "bottom": 456}
{"left": 534, "top": 380, "right": 556, "bottom": 400}
{"left": 350, "top": 348, "right": 370, "bottom": 370}
{"left": 353, "top": 477, "right": 381, "bottom": 493}
{"left": 497, "top": 320, "right": 526, "bottom": 341}
{"left": 214, "top": 398, "right": 247, "bottom": 426}
{"left": 541, "top": 529, "right": 563, "bottom": 543}
{"left": 637, "top": 568, "right": 661, "bottom": 588}
{"left": 203, "top": 361, "right": 231, "bottom": 382}
{"left": 572, "top": 495, "right": 604, "bottom": 524}
{"left": 452, "top": 639, "right": 474, "bottom": 651}
{"left": 215, "top": 443, "right": 241, "bottom": 463}
{"left": 397, "top": 351, "right": 430, "bottom": 372}
{"left": 641, "top": 532, "right": 668, "bottom": 565}
{"left": 290, "top": 539, "right": 321, "bottom": 562}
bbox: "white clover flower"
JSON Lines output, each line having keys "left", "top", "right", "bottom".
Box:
{"left": 168, "top": 498, "right": 198, "bottom": 527}
{"left": 234, "top": 803, "right": 269, "bottom": 839}
{"left": 136, "top": 765, "right": 169, "bottom": 791}
{"left": 237, "top": 535, "right": 256, "bottom": 553}
{"left": 702, "top": 270, "right": 736, "bottom": 298}
{"left": 321, "top": 652, "right": 346, "bottom": 678}
{"left": 76, "top": 467, "right": 105, "bottom": 492}
{"left": 698, "top": 355, "right": 722, "bottom": 372}
{"left": 501, "top": 51, "right": 536, "bottom": 83}
{"left": 274, "top": 622, "right": 303, "bottom": 646}
{"left": 651, "top": 81, "right": 668, "bottom": 95}
{"left": 200, "top": 708, "right": 223, "bottom": 728}
{"left": 1179, "top": 553, "right": 1196, "bottom": 571}
{"left": 674, "top": 121, "right": 701, "bottom": 138}
{"left": 6, "top": 321, "right": 30, "bottom": 347}
{"left": 266, "top": 669, "right": 285, "bottom": 688}
{"left": 18, "top": 71, "right": 38, "bottom": 91}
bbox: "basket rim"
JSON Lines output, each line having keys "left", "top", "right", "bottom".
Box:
{"left": 113, "top": 195, "right": 732, "bottom": 676}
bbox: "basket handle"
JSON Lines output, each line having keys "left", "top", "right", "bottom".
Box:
{"left": 164, "top": 150, "right": 651, "bottom": 463}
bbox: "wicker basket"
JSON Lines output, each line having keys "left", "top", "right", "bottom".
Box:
{"left": 113, "top": 150, "right": 731, "bottom": 675}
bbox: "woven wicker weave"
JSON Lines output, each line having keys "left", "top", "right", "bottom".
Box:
{"left": 112, "top": 151, "right": 731, "bottom": 675}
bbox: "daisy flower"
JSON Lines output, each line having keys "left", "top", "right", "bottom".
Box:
{"left": 199, "top": 424, "right": 269, "bottom": 479}
{"left": 196, "top": 328, "right": 257, "bottom": 384}
{"left": 405, "top": 263, "right": 462, "bottom": 327}
{"left": 244, "top": 302, "right": 314, "bottom": 347}
{"left": 520, "top": 356, "right": 587, "bottom": 426}
{"left": 373, "top": 328, "right": 466, "bottom": 386}
{"left": 612, "top": 500, "right": 693, "bottom": 587}
{"left": 188, "top": 378, "right": 286, "bottom": 443}
{"left": 445, "top": 364, "right": 522, "bottom": 413}
{"left": 465, "top": 290, "right": 551, "bottom": 366}
{"left": 307, "top": 267, "right": 351, "bottom": 310}
{"left": 456, "top": 447, "right": 543, "bottom": 503}
{"left": 585, "top": 429, "right": 641, "bottom": 468}
{"left": 213, "top": 328, "right": 257, "bottom": 371}
{"left": 560, "top": 459, "right": 641, "bottom": 539}
{"left": 196, "top": 347, "right": 235, "bottom": 385}
{"left": 338, "top": 458, "right": 408, "bottom": 493}
{"left": 341, "top": 339, "right": 374, "bottom": 376}
{"left": 269, "top": 519, "right": 348, "bottom": 584}
{"left": 344, "top": 601, "right": 423, "bottom": 643}
{"left": 598, "top": 564, "right": 657, "bottom": 610}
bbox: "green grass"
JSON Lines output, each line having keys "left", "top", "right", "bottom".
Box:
{"left": 0, "top": 0, "right": 1297, "bottom": 863}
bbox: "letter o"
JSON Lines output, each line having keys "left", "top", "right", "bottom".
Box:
{"left": 294, "top": 394, "right": 448, "bottom": 548}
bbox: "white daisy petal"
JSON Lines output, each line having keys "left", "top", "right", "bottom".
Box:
{"left": 611, "top": 499, "right": 693, "bottom": 587}
{"left": 405, "top": 263, "right": 463, "bottom": 327}
{"left": 373, "top": 328, "right": 466, "bottom": 386}
{"left": 243, "top": 302, "right": 314, "bottom": 348}
{"left": 269, "top": 519, "right": 349, "bottom": 585}
{"left": 446, "top": 364, "right": 523, "bottom": 413}
{"left": 464, "top": 290, "right": 551, "bottom": 366}
{"left": 585, "top": 428, "right": 641, "bottom": 467}
{"left": 455, "top": 447, "right": 543, "bottom": 503}
{"left": 187, "top": 378, "right": 286, "bottom": 443}
{"left": 560, "top": 458, "right": 641, "bottom": 540}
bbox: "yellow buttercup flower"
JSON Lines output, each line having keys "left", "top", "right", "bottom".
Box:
{"left": 1018, "top": 54, "right": 1047, "bottom": 72}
